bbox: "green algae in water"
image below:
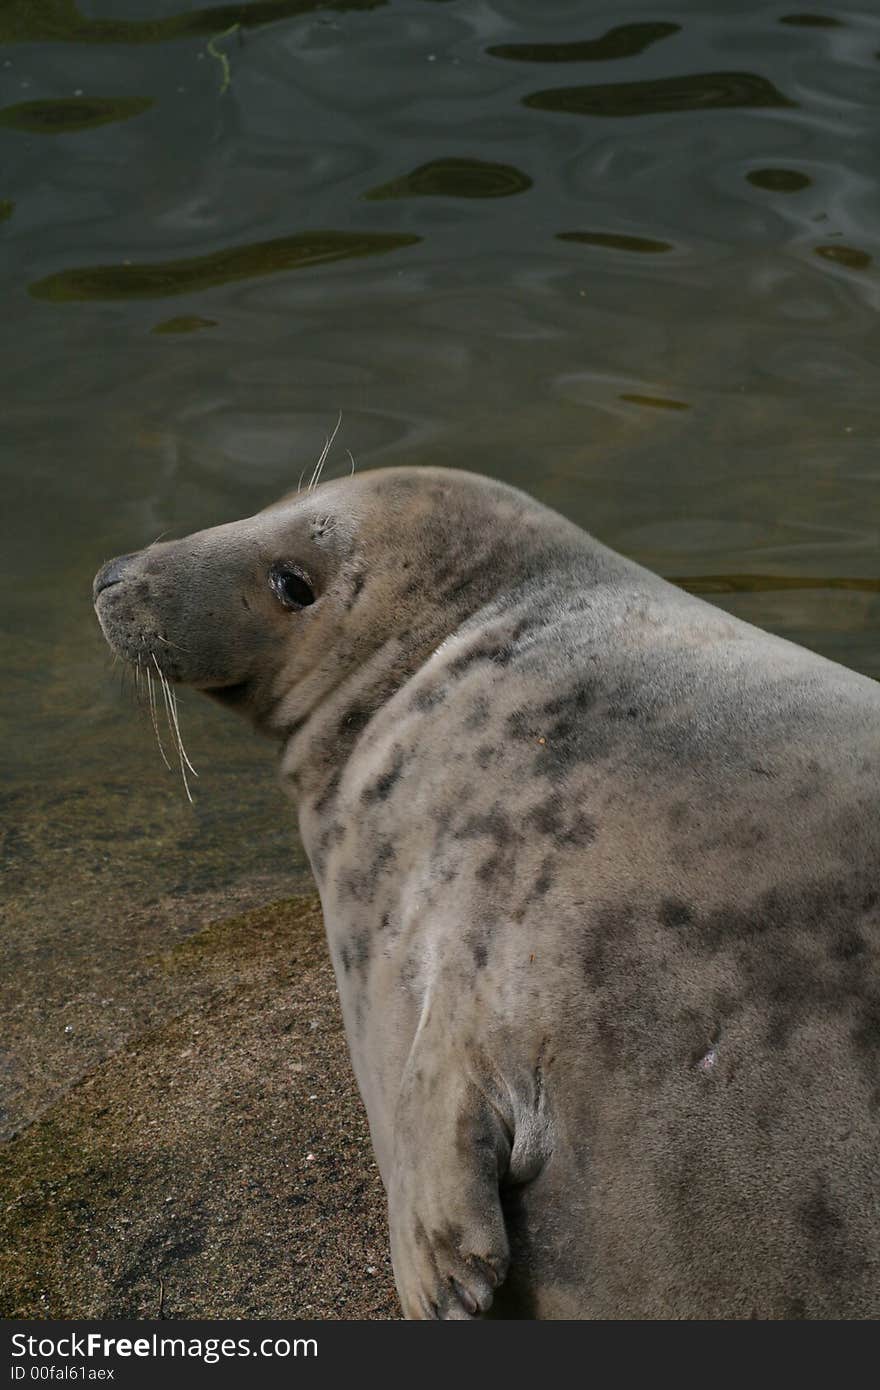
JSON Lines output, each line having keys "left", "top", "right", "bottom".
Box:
{"left": 152, "top": 315, "right": 218, "bottom": 334}
{"left": 524, "top": 71, "right": 796, "bottom": 118}
{"left": 558, "top": 230, "right": 673, "bottom": 254}
{"left": 365, "top": 158, "right": 532, "bottom": 201}
{"left": 620, "top": 393, "right": 690, "bottom": 411}
{"left": 0, "top": 0, "right": 386, "bottom": 45}
{"left": 29, "top": 229, "right": 421, "bottom": 302}
{"left": 779, "top": 13, "right": 845, "bottom": 26}
{"left": 487, "top": 22, "right": 680, "bottom": 64}
{"left": 0, "top": 200, "right": 13, "bottom": 222}
{"left": 0, "top": 96, "right": 153, "bottom": 134}
{"left": 747, "top": 168, "right": 812, "bottom": 192}
{"left": 206, "top": 22, "right": 239, "bottom": 94}
{"left": 674, "top": 575, "right": 880, "bottom": 596}
{"left": 815, "top": 244, "right": 872, "bottom": 271}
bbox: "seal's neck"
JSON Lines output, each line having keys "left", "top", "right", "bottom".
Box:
{"left": 277, "top": 600, "right": 477, "bottom": 813}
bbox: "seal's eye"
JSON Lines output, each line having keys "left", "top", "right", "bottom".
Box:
{"left": 269, "top": 563, "right": 315, "bottom": 611}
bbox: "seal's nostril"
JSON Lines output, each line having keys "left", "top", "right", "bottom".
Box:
{"left": 93, "top": 553, "right": 137, "bottom": 601}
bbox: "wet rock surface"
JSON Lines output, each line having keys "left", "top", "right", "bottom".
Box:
{"left": 0, "top": 895, "right": 399, "bottom": 1319}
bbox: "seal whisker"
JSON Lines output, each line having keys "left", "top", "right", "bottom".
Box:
{"left": 308, "top": 409, "right": 343, "bottom": 493}
{"left": 152, "top": 653, "right": 195, "bottom": 802}
{"left": 155, "top": 632, "right": 190, "bottom": 654}
{"left": 145, "top": 666, "right": 173, "bottom": 771}
{"left": 167, "top": 682, "right": 199, "bottom": 780}
{"left": 347, "top": 448, "right": 357, "bottom": 477}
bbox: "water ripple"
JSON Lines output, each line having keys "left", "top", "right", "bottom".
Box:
{"left": 1, "top": 0, "right": 386, "bottom": 45}
{"left": 524, "top": 70, "right": 796, "bottom": 118}
{"left": 364, "top": 156, "right": 532, "bottom": 200}
{"left": 28, "top": 230, "right": 421, "bottom": 301}
{"left": 0, "top": 96, "right": 153, "bottom": 133}
{"left": 779, "top": 13, "right": 845, "bottom": 28}
{"left": 487, "top": 22, "right": 681, "bottom": 65}
{"left": 557, "top": 230, "right": 674, "bottom": 254}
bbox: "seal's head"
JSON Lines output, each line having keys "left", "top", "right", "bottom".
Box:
{"left": 93, "top": 466, "right": 591, "bottom": 745}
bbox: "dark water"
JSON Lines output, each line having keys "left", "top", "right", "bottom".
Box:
{"left": 2, "top": 0, "right": 879, "bottom": 1133}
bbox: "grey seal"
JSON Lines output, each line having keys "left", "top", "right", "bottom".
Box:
{"left": 94, "top": 466, "right": 880, "bottom": 1319}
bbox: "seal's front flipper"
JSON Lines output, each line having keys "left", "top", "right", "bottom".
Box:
{"left": 388, "top": 1053, "right": 513, "bottom": 1319}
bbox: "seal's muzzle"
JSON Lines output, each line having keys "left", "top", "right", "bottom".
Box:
{"left": 93, "top": 552, "right": 137, "bottom": 599}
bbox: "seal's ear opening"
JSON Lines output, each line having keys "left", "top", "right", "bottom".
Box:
{"left": 269, "top": 562, "right": 316, "bottom": 611}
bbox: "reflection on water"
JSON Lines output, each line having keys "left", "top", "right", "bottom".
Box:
{"left": 152, "top": 314, "right": 218, "bottom": 334}
{"left": 487, "top": 22, "right": 681, "bottom": 65}
{"left": 815, "top": 244, "right": 872, "bottom": 271}
{"left": 620, "top": 393, "right": 689, "bottom": 412}
{"left": 2, "top": 0, "right": 385, "bottom": 45}
{"left": 557, "top": 231, "right": 673, "bottom": 254}
{"left": 29, "top": 230, "right": 421, "bottom": 300}
{"left": 524, "top": 71, "right": 795, "bottom": 118}
{"left": 3, "top": 0, "right": 880, "bottom": 1136}
{"left": 779, "top": 12, "right": 845, "bottom": 26}
{"left": 365, "top": 157, "right": 532, "bottom": 200}
{"left": 0, "top": 96, "right": 153, "bottom": 133}
{"left": 678, "top": 574, "right": 880, "bottom": 596}
{"left": 746, "top": 168, "right": 812, "bottom": 192}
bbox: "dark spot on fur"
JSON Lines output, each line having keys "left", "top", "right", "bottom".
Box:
{"left": 315, "top": 703, "right": 374, "bottom": 808}
{"left": 439, "top": 576, "right": 476, "bottom": 604}
{"left": 337, "top": 841, "right": 396, "bottom": 905}
{"left": 796, "top": 1180, "right": 864, "bottom": 1285}
{"left": 361, "top": 748, "right": 406, "bottom": 804}
{"left": 476, "top": 744, "right": 498, "bottom": 769}
{"left": 541, "top": 681, "right": 598, "bottom": 717}
{"left": 370, "top": 840, "right": 396, "bottom": 875}
{"left": 350, "top": 933, "right": 371, "bottom": 974}
{"left": 342, "top": 705, "right": 371, "bottom": 737}
{"left": 506, "top": 679, "right": 612, "bottom": 778}
{"left": 531, "top": 858, "right": 554, "bottom": 898}
{"left": 526, "top": 796, "right": 597, "bottom": 848}
{"left": 800, "top": 1188, "right": 844, "bottom": 1238}
{"left": 411, "top": 686, "right": 445, "bottom": 712}
{"left": 457, "top": 808, "right": 512, "bottom": 844}
{"left": 584, "top": 874, "right": 880, "bottom": 1086}
{"left": 659, "top": 898, "right": 693, "bottom": 929}
{"left": 507, "top": 710, "right": 535, "bottom": 741}
{"left": 464, "top": 694, "right": 491, "bottom": 731}
{"left": 448, "top": 638, "right": 516, "bottom": 676}
{"left": 476, "top": 853, "right": 503, "bottom": 883}
{"left": 313, "top": 769, "right": 341, "bottom": 817}
{"left": 607, "top": 703, "right": 640, "bottom": 722}
{"left": 852, "top": 999, "right": 880, "bottom": 1056}
{"left": 581, "top": 903, "right": 637, "bottom": 987}
{"left": 831, "top": 931, "right": 866, "bottom": 962}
